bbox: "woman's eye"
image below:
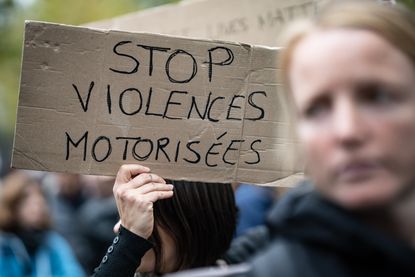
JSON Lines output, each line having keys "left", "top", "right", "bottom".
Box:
{"left": 303, "top": 97, "right": 330, "bottom": 119}
{"left": 358, "top": 83, "right": 400, "bottom": 106}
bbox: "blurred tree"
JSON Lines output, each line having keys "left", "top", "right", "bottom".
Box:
{"left": 0, "top": 0, "right": 14, "bottom": 26}
{"left": 0, "top": 0, "right": 178, "bottom": 176}
{"left": 399, "top": 0, "right": 415, "bottom": 10}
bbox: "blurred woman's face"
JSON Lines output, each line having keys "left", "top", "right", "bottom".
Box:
{"left": 290, "top": 29, "right": 415, "bottom": 209}
{"left": 16, "top": 185, "right": 49, "bottom": 229}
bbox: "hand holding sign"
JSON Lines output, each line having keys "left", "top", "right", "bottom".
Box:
{"left": 113, "top": 164, "right": 174, "bottom": 239}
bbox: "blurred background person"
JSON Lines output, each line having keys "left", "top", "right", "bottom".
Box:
{"left": 0, "top": 170, "right": 85, "bottom": 277}
{"left": 47, "top": 173, "right": 90, "bottom": 271}
{"left": 78, "top": 175, "right": 118, "bottom": 274}
{"left": 46, "top": 173, "right": 119, "bottom": 274}
{"left": 233, "top": 183, "right": 275, "bottom": 237}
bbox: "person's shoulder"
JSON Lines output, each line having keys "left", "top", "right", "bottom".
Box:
{"left": 0, "top": 230, "right": 15, "bottom": 239}
{"left": 225, "top": 225, "right": 270, "bottom": 264}
{"left": 0, "top": 231, "right": 21, "bottom": 245}
{"left": 165, "top": 263, "right": 253, "bottom": 277}
{"left": 0, "top": 231, "right": 16, "bottom": 247}
{"left": 166, "top": 238, "right": 314, "bottom": 277}
{"left": 44, "top": 230, "right": 71, "bottom": 247}
{"left": 248, "top": 237, "right": 314, "bottom": 277}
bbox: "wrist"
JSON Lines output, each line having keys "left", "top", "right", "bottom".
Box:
{"left": 120, "top": 224, "right": 151, "bottom": 240}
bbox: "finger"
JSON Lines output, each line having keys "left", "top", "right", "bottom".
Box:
{"left": 128, "top": 173, "right": 166, "bottom": 189}
{"left": 143, "top": 190, "right": 174, "bottom": 203}
{"left": 137, "top": 183, "right": 174, "bottom": 195}
{"left": 115, "top": 164, "right": 150, "bottom": 185}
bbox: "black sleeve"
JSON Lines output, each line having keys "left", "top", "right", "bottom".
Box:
{"left": 92, "top": 225, "right": 153, "bottom": 277}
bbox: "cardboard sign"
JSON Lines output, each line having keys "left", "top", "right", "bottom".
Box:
{"left": 86, "top": 0, "right": 331, "bottom": 47}
{"left": 12, "top": 21, "right": 302, "bottom": 184}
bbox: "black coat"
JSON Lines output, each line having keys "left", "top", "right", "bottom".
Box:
{"left": 170, "top": 182, "right": 415, "bottom": 277}
{"left": 92, "top": 225, "right": 152, "bottom": 277}
{"left": 243, "top": 182, "right": 415, "bottom": 277}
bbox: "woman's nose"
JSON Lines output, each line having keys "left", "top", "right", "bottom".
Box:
{"left": 332, "top": 97, "right": 366, "bottom": 148}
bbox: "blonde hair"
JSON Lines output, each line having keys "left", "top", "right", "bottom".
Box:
{"left": 280, "top": 0, "right": 415, "bottom": 89}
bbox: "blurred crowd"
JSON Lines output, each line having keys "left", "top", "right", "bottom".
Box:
{"left": 0, "top": 170, "right": 120, "bottom": 276}
{"left": 0, "top": 168, "right": 277, "bottom": 276}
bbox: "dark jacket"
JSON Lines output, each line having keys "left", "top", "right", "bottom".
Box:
{"left": 250, "top": 182, "right": 415, "bottom": 276}
{"left": 169, "top": 182, "right": 415, "bottom": 277}
{"left": 92, "top": 226, "right": 152, "bottom": 277}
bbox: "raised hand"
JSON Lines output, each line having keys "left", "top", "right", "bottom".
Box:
{"left": 113, "top": 164, "right": 174, "bottom": 238}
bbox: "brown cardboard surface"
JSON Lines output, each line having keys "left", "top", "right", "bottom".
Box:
{"left": 86, "top": 0, "right": 331, "bottom": 47}
{"left": 12, "top": 21, "right": 302, "bottom": 184}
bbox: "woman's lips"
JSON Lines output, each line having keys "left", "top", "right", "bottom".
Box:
{"left": 335, "top": 161, "right": 380, "bottom": 183}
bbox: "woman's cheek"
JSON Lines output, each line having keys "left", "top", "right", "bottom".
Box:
{"left": 136, "top": 249, "right": 156, "bottom": 273}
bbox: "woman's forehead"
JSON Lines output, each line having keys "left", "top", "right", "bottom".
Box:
{"left": 289, "top": 29, "right": 414, "bottom": 94}
{"left": 293, "top": 29, "right": 397, "bottom": 66}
